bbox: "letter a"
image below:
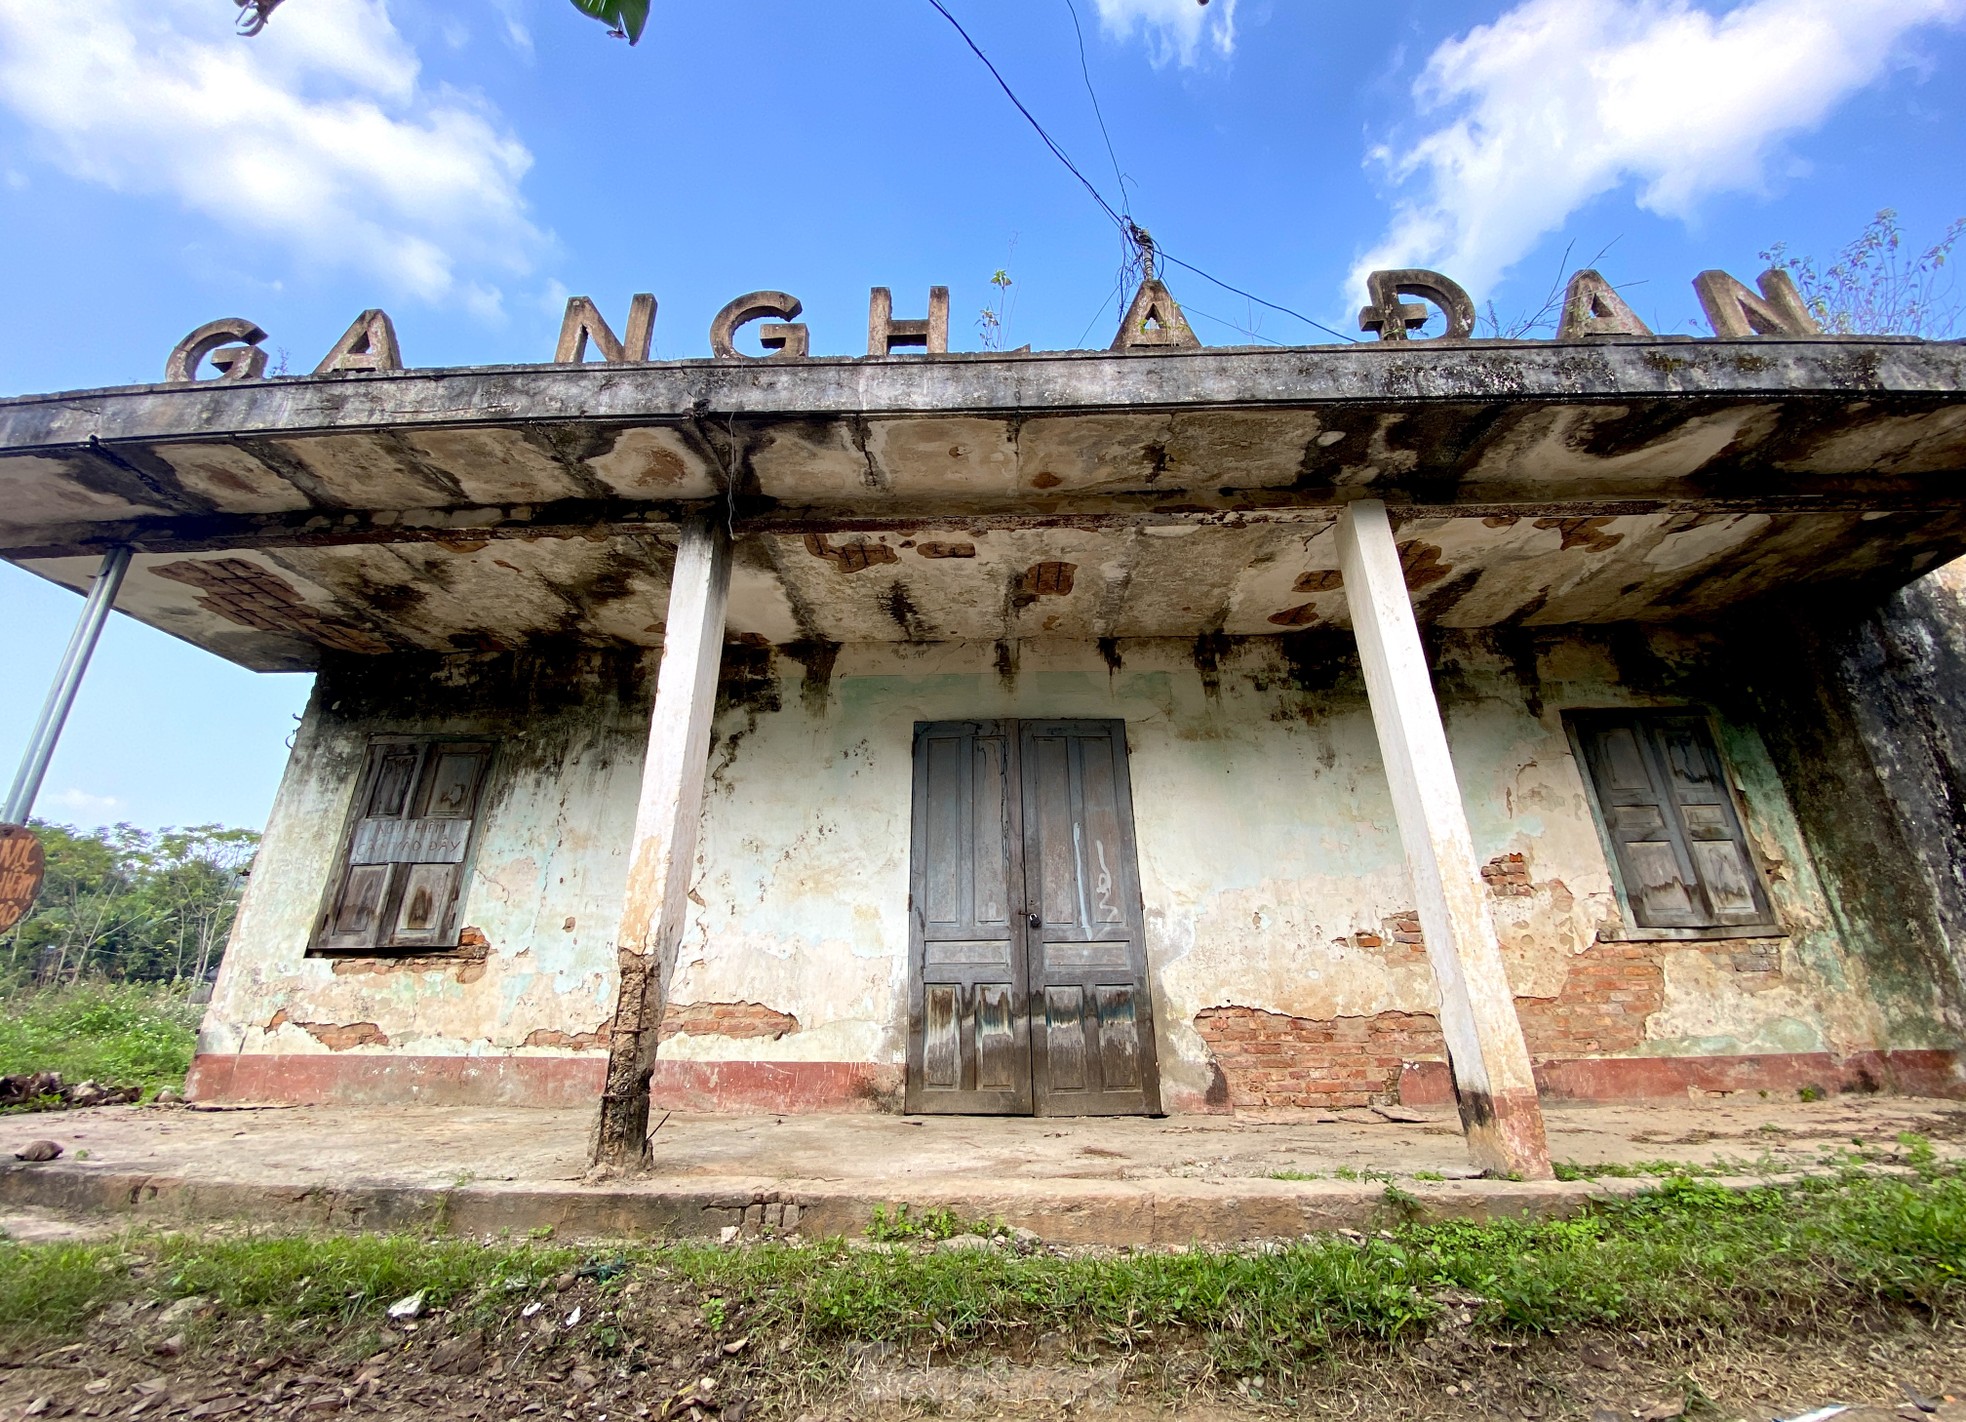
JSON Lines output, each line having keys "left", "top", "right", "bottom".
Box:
{"left": 1110, "top": 276, "right": 1200, "bottom": 351}
{"left": 314, "top": 310, "right": 403, "bottom": 375}
{"left": 1556, "top": 270, "right": 1652, "bottom": 340}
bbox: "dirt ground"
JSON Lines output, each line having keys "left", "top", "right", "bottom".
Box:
{"left": 2, "top": 1094, "right": 1962, "bottom": 1418}
{"left": 12, "top": 1094, "right": 1964, "bottom": 1196}
{"left": 0, "top": 1258, "right": 1958, "bottom": 1422}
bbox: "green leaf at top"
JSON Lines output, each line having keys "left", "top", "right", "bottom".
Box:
{"left": 567, "top": 0, "right": 650, "bottom": 45}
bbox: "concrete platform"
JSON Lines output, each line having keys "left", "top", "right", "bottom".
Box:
{"left": 1, "top": 1096, "right": 1959, "bottom": 1246}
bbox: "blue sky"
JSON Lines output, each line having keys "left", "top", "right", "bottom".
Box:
{"left": 2, "top": 0, "right": 1964, "bottom": 833}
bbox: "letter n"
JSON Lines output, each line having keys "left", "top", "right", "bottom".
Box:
{"left": 557, "top": 294, "right": 656, "bottom": 363}
{"left": 1693, "top": 269, "right": 1820, "bottom": 338}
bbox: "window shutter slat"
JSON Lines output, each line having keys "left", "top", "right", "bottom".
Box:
{"left": 1578, "top": 718, "right": 1705, "bottom": 929}
{"left": 317, "top": 740, "right": 492, "bottom": 953}
{"left": 1653, "top": 717, "right": 1772, "bottom": 926}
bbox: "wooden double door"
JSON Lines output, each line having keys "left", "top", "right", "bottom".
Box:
{"left": 905, "top": 719, "right": 1161, "bottom": 1116}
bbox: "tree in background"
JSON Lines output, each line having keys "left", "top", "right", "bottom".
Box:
{"left": 143, "top": 827, "right": 261, "bottom": 984}
{"left": 1764, "top": 210, "right": 1965, "bottom": 339}
{"left": 1, "top": 823, "right": 257, "bottom": 988}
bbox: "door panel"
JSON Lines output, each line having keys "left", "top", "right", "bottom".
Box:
{"left": 907, "top": 718, "right": 1160, "bottom": 1116}
{"left": 906, "top": 721, "right": 1032, "bottom": 1114}
{"left": 1020, "top": 719, "right": 1161, "bottom": 1116}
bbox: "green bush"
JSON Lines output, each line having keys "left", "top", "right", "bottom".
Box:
{"left": 0, "top": 981, "right": 202, "bottom": 1093}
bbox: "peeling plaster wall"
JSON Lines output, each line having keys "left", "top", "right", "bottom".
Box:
{"left": 665, "top": 629, "right": 1953, "bottom": 1111}
{"left": 199, "top": 625, "right": 1963, "bottom": 1109}
{"left": 199, "top": 648, "right": 652, "bottom": 1072}
{"left": 1778, "top": 562, "right": 1966, "bottom": 1017}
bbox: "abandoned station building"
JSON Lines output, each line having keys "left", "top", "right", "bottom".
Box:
{"left": 5, "top": 267, "right": 1966, "bottom": 1174}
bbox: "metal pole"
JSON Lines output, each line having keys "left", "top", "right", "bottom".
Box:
{"left": 3, "top": 547, "right": 133, "bottom": 824}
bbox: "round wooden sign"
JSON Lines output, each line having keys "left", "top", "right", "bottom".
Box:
{"left": 0, "top": 825, "right": 45, "bottom": 936}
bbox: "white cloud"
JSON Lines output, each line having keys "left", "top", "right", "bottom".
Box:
{"left": 0, "top": 0, "right": 543, "bottom": 308}
{"left": 491, "top": 0, "right": 536, "bottom": 58}
{"left": 1354, "top": 0, "right": 1966, "bottom": 301}
{"left": 1091, "top": 0, "right": 1237, "bottom": 64}
{"left": 47, "top": 789, "right": 122, "bottom": 818}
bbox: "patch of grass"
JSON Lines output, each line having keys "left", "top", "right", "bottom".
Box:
{"left": 1333, "top": 1166, "right": 1395, "bottom": 1183}
{"left": 0, "top": 1170, "right": 1958, "bottom": 1386}
{"left": 0, "top": 1232, "right": 584, "bottom": 1349}
{"left": 681, "top": 1172, "right": 1966, "bottom": 1377}
{"left": 0, "top": 981, "right": 201, "bottom": 1094}
{"left": 865, "top": 1204, "right": 994, "bottom": 1243}
{"left": 1552, "top": 1159, "right": 1722, "bottom": 1181}
{"left": 1268, "top": 1169, "right": 1320, "bottom": 1181}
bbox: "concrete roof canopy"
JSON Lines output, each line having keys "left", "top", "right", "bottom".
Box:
{"left": 3, "top": 337, "right": 1963, "bottom": 669}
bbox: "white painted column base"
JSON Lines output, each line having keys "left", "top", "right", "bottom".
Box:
{"left": 1337, "top": 499, "right": 1551, "bottom": 1179}
{"left": 593, "top": 512, "right": 732, "bottom": 1168}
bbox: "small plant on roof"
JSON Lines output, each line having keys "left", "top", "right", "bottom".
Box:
{"left": 1762, "top": 209, "right": 1965, "bottom": 338}
{"left": 978, "top": 269, "right": 1015, "bottom": 352}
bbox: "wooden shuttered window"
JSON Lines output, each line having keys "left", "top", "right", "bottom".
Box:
{"left": 316, "top": 739, "right": 493, "bottom": 953}
{"left": 1571, "top": 712, "right": 1775, "bottom": 932}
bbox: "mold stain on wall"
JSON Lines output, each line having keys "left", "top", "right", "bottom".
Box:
{"left": 203, "top": 616, "right": 1965, "bottom": 1110}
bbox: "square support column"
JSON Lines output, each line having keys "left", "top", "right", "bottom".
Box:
{"left": 1336, "top": 500, "right": 1552, "bottom": 1179}
{"left": 593, "top": 513, "right": 733, "bottom": 1168}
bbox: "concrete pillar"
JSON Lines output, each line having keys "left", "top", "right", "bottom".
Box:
{"left": 592, "top": 512, "right": 732, "bottom": 1169}
{"left": 1336, "top": 499, "right": 1552, "bottom": 1179}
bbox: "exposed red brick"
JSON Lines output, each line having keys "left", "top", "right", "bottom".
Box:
{"left": 326, "top": 927, "right": 491, "bottom": 983}
{"left": 1533, "top": 516, "right": 1624, "bottom": 553}
{"left": 1195, "top": 1007, "right": 1445, "bottom": 1109}
{"left": 1397, "top": 541, "right": 1452, "bottom": 590}
{"left": 1196, "top": 940, "right": 1673, "bottom": 1109}
{"left": 1514, "top": 940, "right": 1665, "bottom": 1056}
{"left": 658, "top": 1001, "right": 800, "bottom": 1042}
{"left": 803, "top": 534, "right": 897, "bottom": 572}
{"left": 265, "top": 1007, "right": 391, "bottom": 1050}
{"left": 1015, "top": 561, "right": 1077, "bottom": 598}
{"left": 152, "top": 558, "right": 391, "bottom": 655}
{"left": 1480, "top": 852, "right": 1535, "bottom": 897}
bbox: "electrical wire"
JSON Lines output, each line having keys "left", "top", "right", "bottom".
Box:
{"left": 1062, "top": 0, "right": 1130, "bottom": 220}
{"left": 926, "top": 0, "right": 1361, "bottom": 347}
{"left": 1075, "top": 288, "right": 1121, "bottom": 349}
{"left": 925, "top": 0, "right": 1129, "bottom": 233}
{"left": 1181, "top": 304, "right": 1288, "bottom": 347}
{"left": 1155, "top": 250, "right": 1359, "bottom": 344}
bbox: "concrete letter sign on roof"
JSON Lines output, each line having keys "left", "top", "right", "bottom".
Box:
{"left": 710, "top": 291, "right": 808, "bottom": 360}
{"left": 1358, "top": 269, "right": 1477, "bottom": 342}
{"left": 556, "top": 294, "right": 656, "bottom": 364}
{"left": 867, "top": 287, "right": 951, "bottom": 355}
{"left": 1556, "top": 270, "right": 1653, "bottom": 340}
{"left": 1110, "top": 274, "right": 1200, "bottom": 352}
{"left": 313, "top": 309, "right": 403, "bottom": 376}
{"left": 164, "top": 318, "right": 269, "bottom": 383}
{"left": 1694, "top": 267, "right": 1822, "bottom": 338}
